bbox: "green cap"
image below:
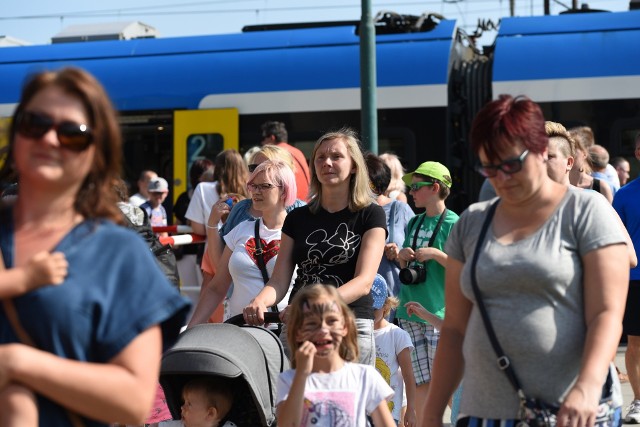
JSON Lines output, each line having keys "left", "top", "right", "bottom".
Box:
{"left": 402, "top": 161, "right": 452, "bottom": 188}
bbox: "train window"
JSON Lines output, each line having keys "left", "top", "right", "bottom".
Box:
{"left": 187, "top": 133, "right": 224, "bottom": 183}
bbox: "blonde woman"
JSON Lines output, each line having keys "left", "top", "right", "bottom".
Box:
{"left": 202, "top": 144, "right": 306, "bottom": 270}
{"left": 244, "top": 127, "right": 387, "bottom": 365}
{"left": 380, "top": 152, "right": 408, "bottom": 203}
{"left": 568, "top": 128, "right": 613, "bottom": 203}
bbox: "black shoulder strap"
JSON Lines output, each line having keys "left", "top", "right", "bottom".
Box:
{"left": 254, "top": 219, "right": 279, "bottom": 314}
{"left": 254, "top": 219, "right": 270, "bottom": 284}
{"left": 428, "top": 208, "right": 448, "bottom": 248}
{"left": 469, "top": 200, "right": 524, "bottom": 396}
{"left": 388, "top": 201, "right": 397, "bottom": 243}
{"left": 409, "top": 214, "right": 427, "bottom": 250}
{"left": 593, "top": 178, "right": 601, "bottom": 193}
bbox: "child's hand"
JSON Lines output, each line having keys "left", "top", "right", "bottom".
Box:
{"left": 397, "top": 247, "right": 415, "bottom": 263}
{"left": 26, "top": 251, "right": 68, "bottom": 289}
{"left": 295, "top": 341, "right": 316, "bottom": 375}
{"left": 414, "top": 247, "right": 442, "bottom": 263}
{"left": 403, "top": 406, "right": 417, "bottom": 427}
{"left": 404, "top": 301, "right": 427, "bottom": 319}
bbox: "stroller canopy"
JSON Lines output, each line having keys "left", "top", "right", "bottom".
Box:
{"left": 161, "top": 323, "right": 289, "bottom": 427}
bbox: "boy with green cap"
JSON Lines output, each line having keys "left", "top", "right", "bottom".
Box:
{"left": 396, "top": 161, "right": 459, "bottom": 424}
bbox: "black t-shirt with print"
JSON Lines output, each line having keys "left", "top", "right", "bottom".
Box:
{"left": 282, "top": 203, "right": 387, "bottom": 319}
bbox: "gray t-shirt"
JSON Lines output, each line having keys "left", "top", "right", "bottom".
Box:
{"left": 446, "top": 189, "right": 625, "bottom": 419}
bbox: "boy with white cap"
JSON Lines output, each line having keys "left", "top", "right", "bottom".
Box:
{"left": 141, "top": 176, "right": 170, "bottom": 237}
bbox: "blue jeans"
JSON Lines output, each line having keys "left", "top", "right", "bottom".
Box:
{"left": 356, "top": 318, "right": 375, "bottom": 366}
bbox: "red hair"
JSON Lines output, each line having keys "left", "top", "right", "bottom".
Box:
{"left": 470, "top": 95, "right": 548, "bottom": 163}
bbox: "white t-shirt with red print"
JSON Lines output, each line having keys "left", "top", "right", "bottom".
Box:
{"left": 224, "top": 219, "right": 294, "bottom": 319}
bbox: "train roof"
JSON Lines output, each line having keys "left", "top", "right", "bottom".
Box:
{"left": 493, "top": 10, "right": 640, "bottom": 102}
{"left": 0, "top": 20, "right": 458, "bottom": 114}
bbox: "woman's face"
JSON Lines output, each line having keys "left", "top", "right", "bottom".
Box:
{"left": 13, "top": 86, "right": 95, "bottom": 191}
{"left": 573, "top": 146, "right": 588, "bottom": 171}
{"left": 479, "top": 143, "right": 543, "bottom": 203}
{"left": 546, "top": 137, "right": 572, "bottom": 184}
{"left": 249, "top": 170, "right": 283, "bottom": 211}
{"left": 313, "top": 138, "right": 355, "bottom": 187}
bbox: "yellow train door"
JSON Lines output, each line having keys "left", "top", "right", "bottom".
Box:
{"left": 173, "top": 108, "right": 239, "bottom": 203}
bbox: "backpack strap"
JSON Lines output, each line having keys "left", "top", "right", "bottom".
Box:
{"left": 254, "top": 219, "right": 279, "bottom": 314}
{"left": 388, "top": 201, "right": 397, "bottom": 244}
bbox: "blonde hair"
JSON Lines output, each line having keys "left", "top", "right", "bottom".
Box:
{"left": 381, "top": 296, "right": 399, "bottom": 318}
{"left": 568, "top": 125, "right": 595, "bottom": 149}
{"left": 307, "top": 127, "right": 374, "bottom": 213}
{"left": 545, "top": 121, "right": 576, "bottom": 158}
{"left": 250, "top": 144, "right": 297, "bottom": 173}
{"left": 379, "top": 153, "right": 406, "bottom": 197}
{"left": 286, "top": 284, "right": 359, "bottom": 367}
{"left": 183, "top": 378, "right": 233, "bottom": 419}
{"left": 568, "top": 127, "right": 593, "bottom": 174}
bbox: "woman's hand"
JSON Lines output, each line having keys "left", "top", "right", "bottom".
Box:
{"left": 207, "top": 198, "right": 231, "bottom": 226}
{"left": 244, "top": 299, "right": 267, "bottom": 325}
{"left": 384, "top": 243, "right": 399, "bottom": 261}
{"left": 557, "top": 381, "right": 601, "bottom": 427}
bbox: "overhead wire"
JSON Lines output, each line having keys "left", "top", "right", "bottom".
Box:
{"left": 1, "top": 1, "right": 514, "bottom": 21}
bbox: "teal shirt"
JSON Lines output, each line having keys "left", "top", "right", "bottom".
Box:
{"left": 396, "top": 209, "right": 459, "bottom": 323}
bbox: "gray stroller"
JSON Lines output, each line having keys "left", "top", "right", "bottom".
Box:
{"left": 160, "top": 313, "right": 289, "bottom": 427}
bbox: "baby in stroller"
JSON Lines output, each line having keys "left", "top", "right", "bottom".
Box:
{"left": 159, "top": 378, "right": 236, "bottom": 427}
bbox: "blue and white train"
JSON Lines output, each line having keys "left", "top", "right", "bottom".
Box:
{"left": 1, "top": 8, "right": 639, "bottom": 209}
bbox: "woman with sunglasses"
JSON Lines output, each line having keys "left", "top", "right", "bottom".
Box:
{"left": 423, "top": 95, "right": 629, "bottom": 427}
{"left": 0, "top": 67, "right": 190, "bottom": 426}
{"left": 188, "top": 160, "right": 297, "bottom": 327}
{"left": 243, "top": 127, "right": 387, "bottom": 366}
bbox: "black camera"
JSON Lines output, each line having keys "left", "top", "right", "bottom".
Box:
{"left": 399, "top": 264, "right": 426, "bottom": 284}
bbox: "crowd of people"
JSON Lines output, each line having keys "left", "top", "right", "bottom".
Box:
{"left": 1, "top": 66, "right": 639, "bottom": 427}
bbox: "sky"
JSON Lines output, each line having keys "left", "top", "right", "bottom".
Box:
{"left": 0, "top": 0, "right": 632, "bottom": 47}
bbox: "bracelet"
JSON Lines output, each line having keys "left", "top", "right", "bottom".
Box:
{"left": 206, "top": 224, "right": 218, "bottom": 230}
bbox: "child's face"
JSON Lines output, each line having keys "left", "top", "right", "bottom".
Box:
{"left": 409, "top": 176, "right": 434, "bottom": 208}
{"left": 181, "top": 389, "right": 213, "bottom": 427}
{"left": 295, "top": 296, "right": 347, "bottom": 357}
{"left": 148, "top": 190, "right": 168, "bottom": 207}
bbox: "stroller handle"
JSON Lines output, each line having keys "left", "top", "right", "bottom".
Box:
{"left": 225, "top": 312, "right": 282, "bottom": 326}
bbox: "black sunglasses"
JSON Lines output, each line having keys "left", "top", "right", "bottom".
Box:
{"left": 15, "top": 111, "right": 94, "bottom": 152}
{"left": 475, "top": 150, "right": 530, "bottom": 178}
{"left": 248, "top": 163, "right": 259, "bottom": 173}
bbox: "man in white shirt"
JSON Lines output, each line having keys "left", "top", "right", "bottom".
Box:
{"left": 129, "top": 169, "right": 158, "bottom": 207}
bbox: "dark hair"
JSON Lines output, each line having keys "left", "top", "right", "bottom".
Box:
{"left": 365, "top": 152, "right": 391, "bottom": 196}
{"left": 470, "top": 95, "right": 547, "bottom": 164}
{"left": 1, "top": 67, "right": 123, "bottom": 223}
{"left": 261, "top": 121, "right": 288, "bottom": 142}
{"left": 189, "top": 158, "right": 214, "bottom": 190}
